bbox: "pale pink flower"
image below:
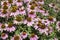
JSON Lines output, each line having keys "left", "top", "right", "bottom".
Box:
{"left": 13, "top": 20, "right": 23, "bottom": 24}
{"left": 6, "top": 24, "right": 16, "bottom": 32}
{"left": 56, "top": 21, "right": 60, "bottom": 31}
{"left": 16, "top": 2, "right": 23, "bottom": 6}
{"left": 37, "top": 8, "right": 45, "bottom": 13}
{"left": 38, "top": 27, "right": 48, "bottom": 35}
{"left": 48, "top": 16, "right": 56, "bottom": 23}
{"left": 42, "top": 10, "right": 49, "bottom": 16}
{"left": 34, "top": 22, "right": 49, "bottom": 35}
{"left": 42, "top": 19, "right": 50, "bottom": 26}
{"left": 20, "top": 32, "right": 28, "bottom": 39}
{"left": 10, "top": 10, "right": 20, "bottom": 17}
{"left": 1, "top": 33, "right": 8, "bottom": 40}
{"left": 0, "top": 9, "right": 8, "bottom": 17}
{"left": 47, "top": 27, "right": 53, "bottom": 35}
{"left": 0, "top": 24, "right": 7, "bottom": 32}
{"left": 23, "top": 17, "right": 34, "bottom": 26}
{"left": 11, "top": 35, "right": 22, "bottom": 40}
{"left": 30, "top": 34, "right": 38, "bottom": 40}
{"left": 28, "top": 11, "right": 36, "bottom": 18}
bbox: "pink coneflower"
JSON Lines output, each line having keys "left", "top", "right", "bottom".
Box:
{"left": 34, "top": 20, "right": 42, "bottom": 29}
{"left": 28, "top": 11, "right": 36, "bottom": 18}
{"left": 56, "top": 21, "right": 60, "bottom": 31}
{"left": 6, "top": 23, "right": 16, "bottom": 32}
{"left": 0, "top": 9, "right": 8, "bottom": 17}
{"left": 37, "top": 7, "right": 45, "bottom": 13}
{"left": 11, "top": 35, "right": 22, "bottom": 40}
{"left": 48, "top": 16, "right": 56, "bottom": 23}
{"left": 10, "top": 10, "right": 20, "bottom": 17}
{"left": 42, "top": 10, "right": 49, "bottom": 16}
{"left": 47, "top": 27, "right": 53, "bottom": 35}
{"left": 0, "top": 24, "right": 7, "bottom": 32}
{"left": 16, "top": 0, "right": 23, "bottom": 6}
{"left": 42, "top": 19, "right": 50, "bottom": 26}
{"left": 13, "top": 15, "right": 23, "bottom": 24}
{"left": 27, "top": 4, "right": 38, "bottom": 12}
{"left": 30, "top": 33, "right": 39, "bottom": 40}
{"left": 20, "top": 31, "right": 28, "bottom": 39}
{"left": 23, "top": 17, "right": 34, "bottom": 26}
{"left": 1, "top": 33, "right": 8, "bottom": 40}
{"left": 19, "top": 8, "right": 26, "bottom": 15}
{"left": 34, "top": 22, "right": 49, "bottom": 35}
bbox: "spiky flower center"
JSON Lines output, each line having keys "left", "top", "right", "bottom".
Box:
{"left": 11, "top": 6, "right": 17, "bottom": 12}
{"left": 16, "top": 16, "right": 22, "bottom": 22}
{"left": 31, "top": 33, "right": 35, "bottom": 38}
{"left": 8, "top": 23, "right": 13, "bottom": 28}
{"left": 14, "top": 36, "right": 20, "bottom": 40}
{"left": 37, "top": 23, "right": 46, "bottom": 29}
{"left": 17, "top": 0, "right": 22, "bottom": 2}
{"left": 3, "top": 5, "right": 8, "bottom": 9}
{"left": 27, "top": 17, "right": 32, "bottom": 22}
{"left": 1, "top": 24, "right": 5, "bottom": 29}
{"left": 29, "top": 11, "right": 34, "bottom": 15}
{"left": 3, "top": 2, "right": 7, "bottom": 5}
{"left": 40, "top": 8, "right": 43, "bottom": 10}
{"left": 22, "top": 32, "right": 26, "bottom": 35}
{"left": 30, "top": 5, "right": 35, "bottom": 10}
{"left": 8, "top": 0, "right": 13, "bottom": 3}
{"left": 48, "top": 16, "right": 53, "bottom": 21}
{"left": 1, "top": 33, "right": 6, "bottom": 37}
{"left": 2, "top": 9, "right": 7, "bottom": 14}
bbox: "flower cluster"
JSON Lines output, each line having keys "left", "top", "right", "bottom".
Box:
{"left": 0, "top": 0, "right": 60, "bottom": 40}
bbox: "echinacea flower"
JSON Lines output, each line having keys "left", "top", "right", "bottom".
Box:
{"left": 30, "top": 33, "right": 39, "bottom": 40}
{"left": 6, "top": 23, "right": 16, "bottom": 32}
{"left": 8, "top": 0, "right": 13, "bottom": 4}
{"left": 42, "top": 19, "right": 50, "bottom": 26}
{"left": 42, "top": 10, "right": 49, "bottom": 16}
{"left": 48, "top": 16, "right": 56, "bottom": 23}
{"left": 10, "top": 10, "right": 20, "bottom": 17}
{"left": 0, "top": 24, "right": 7, "bottom": 32}
{"left": 28, "top": 11, "right": 36, "bottom": 18}
{"left": 1, "top": 33, "right": 8, "bottom": 40}
{"left": 27, "top": 4, "right": 38, "bottom": 12}
{"left": 1, "top": 1, "right": 7, "bottom": 6}
{"left": 16, "top": 0, "right": 23, "bottom": 6}
{"left": 37, "top": 7, "right": 45, "bottom": 13}
{"left": 23, "top": 17, "right": 34, "bottom": 26}
{"left": 13, "top": 15, "right": 23, "bottom": 24}
{"left": 34, "top": 22, "right": 48, "bottom": 35}
{"left": 56, "top": 21, "right": 60, "bottom": 31}
{"left": 11, "top": 35, "right": 22, "bottom": 40}
{"left": 20, "top": 31, "right": 28, "bottom": 39}
{"left": 0, "top": 9, "right": 8, "bottom": 17}
{"left": 47, "top": 27, "right": 53, "bottom": 35}
{"left": 19, "top": 6, "right": 26, "bottom": 15}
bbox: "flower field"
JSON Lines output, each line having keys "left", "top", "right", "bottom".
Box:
{"left": 0, "top": 0, "right": 60, "bottom": 40}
